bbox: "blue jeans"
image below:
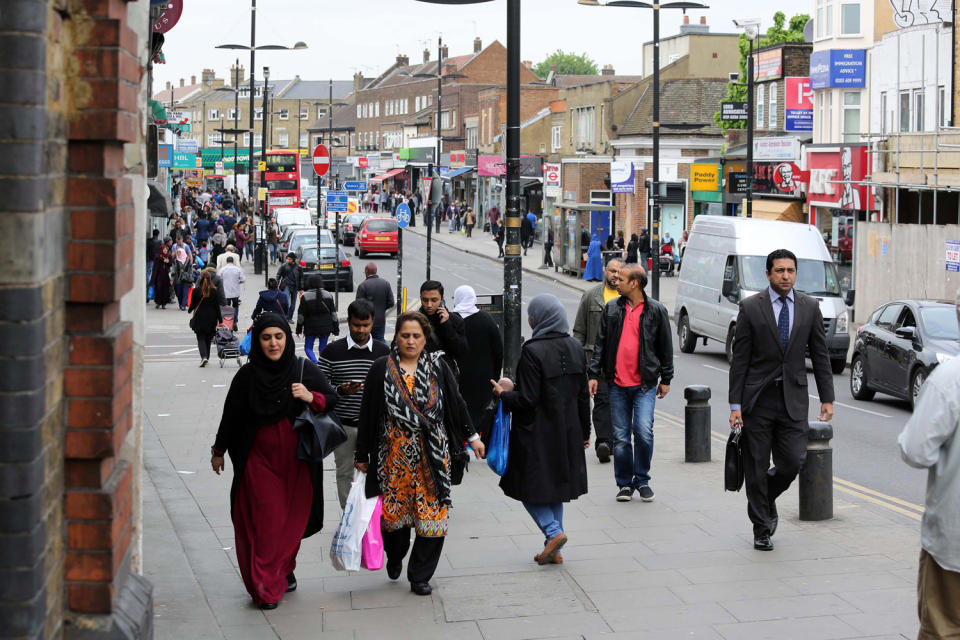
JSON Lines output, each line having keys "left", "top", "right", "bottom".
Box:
{"left": 609, "top": 384, "right": 657, "bottom": 489}
{"left": 304, "top": 334, "right": 328, "bottom": 364}
{"left": 284, "top": 285, "right": 297, "bottom": 322}
{"left": 523, "top": 502, "right": 563, "bottom": 543}
{"left": 146, "top": 261, "right": 154, "bottom": 287}
{"left": 371, "top": 324, "right": 386, "bottom": 344}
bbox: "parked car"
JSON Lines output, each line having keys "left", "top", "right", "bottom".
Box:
{"left": 355, "top": 217, "right": 399, "bottom": 257}
{"left": 287, "top": 228, "right": 333, "bottom": 257}
{"left": 296, "top": 244, "right": 353, "bottom": 292}
{"left": 338, "top": 213, "right": 368, "bottom": 245}
{"left": 850, "top": 299, "right": 959, "bottom": 408}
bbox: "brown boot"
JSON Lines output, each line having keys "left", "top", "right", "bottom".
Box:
{"left": 534, "top": 533, "right": 567, "bottom": 565}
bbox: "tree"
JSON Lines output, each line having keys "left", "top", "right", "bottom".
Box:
{"left": 713, "top": 12, "right": 810, "bottom": 131}
{"left": 533, "top": 50, "right": 599, "bottom": 79}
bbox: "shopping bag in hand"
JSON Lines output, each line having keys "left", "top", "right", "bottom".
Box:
{"left": 360, "top": 497, "right": 384, "bottom": 571}
{"left": 486, "top": 401, "right": 510, "bottom": 476}
{"left": 330, "top": 471, "right": 379, "bottom": 571}
{"left": 238, "top": 328, "right": 253, "bottom": 356}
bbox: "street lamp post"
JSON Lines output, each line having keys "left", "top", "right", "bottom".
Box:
{"left": 734, "top": 19, "right": 761, "bottom": 219}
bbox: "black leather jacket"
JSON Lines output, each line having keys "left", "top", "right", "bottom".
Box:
{"left": 587, "top": 295, "right": 674, "bottom": 390}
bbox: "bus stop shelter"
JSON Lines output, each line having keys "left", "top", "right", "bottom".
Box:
{"left": 555, "top": 201, "right": 619, "bottom": 278}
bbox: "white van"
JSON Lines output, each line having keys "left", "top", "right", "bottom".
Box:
{"left": 675, "top": 216, "right": 850, "bottom": 373}
{"left": 274, "top": 207, "right": 312, "bottom": 232}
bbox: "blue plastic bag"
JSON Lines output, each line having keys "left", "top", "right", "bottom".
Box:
{"left": 238, "top": 329, "right": 252, "bottom": 356}
{"left": 486, "top": 401, "right": 510, "bottom": 476}
{"left": 147, "top": 285, "right": 155, "bottom": 301}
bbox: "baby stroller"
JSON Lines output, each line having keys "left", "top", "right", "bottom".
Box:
{"left": 216, "top": 305, "right": 242, "bottom": 367}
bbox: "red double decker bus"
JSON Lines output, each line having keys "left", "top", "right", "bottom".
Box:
{"left": 261, "top": 149, "right": 301, "bottom": 212}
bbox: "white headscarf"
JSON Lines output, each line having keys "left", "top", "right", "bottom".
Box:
{"left": 452, "top": 285, "right": 479, "bottom": 319}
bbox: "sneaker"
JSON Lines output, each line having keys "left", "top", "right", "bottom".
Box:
{"left": 200, "top": 359, "right": 208, "bottom": 368}
{"left": 616, "top": 487, "right": 633, "bottom": 502}
{"left": 637, "top": 485, "right": 655, "bottom": 502}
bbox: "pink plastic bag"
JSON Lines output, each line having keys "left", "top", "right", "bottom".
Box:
{"left": 360, "top": 497, "right": 384, "bottom": 571}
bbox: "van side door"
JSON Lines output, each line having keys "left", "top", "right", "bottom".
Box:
{"left": 717, "top": 255, "right": 741, "bottom": 338}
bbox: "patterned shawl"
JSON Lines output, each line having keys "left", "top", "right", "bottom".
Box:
{"left": 381, "top": 349, "right": 451, "bottom": 504}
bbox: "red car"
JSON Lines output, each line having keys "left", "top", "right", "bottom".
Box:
{"left": 355, "top": 217, "right": 399, "bottom": 258}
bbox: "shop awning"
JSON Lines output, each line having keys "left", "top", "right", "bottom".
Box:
{"left": 440, "top": 167, "right": 474, "bottom": 180}
{"left": 370, "top": 168, "right": 406, "bottom": 183}
{"left": 747, "top": 198, "right": 805, "bottom": 222}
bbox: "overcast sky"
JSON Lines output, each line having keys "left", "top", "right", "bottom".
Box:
{"left": 154, "top": 0, "right": 792, "bottom": 88}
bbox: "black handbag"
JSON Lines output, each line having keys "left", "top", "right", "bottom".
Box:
{"left": 724, "top": 428, "right": 744, "bottom": 492}
{"left": 291, "top": 358, "right": 347, "bottom": 462}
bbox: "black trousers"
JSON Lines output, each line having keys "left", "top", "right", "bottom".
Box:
{"left": 382, "top": 528, "right": 444, "bottom": 584}
{"left": 592, "top": 378, "right": 613, "bottom": 446}
{"left": 543, "top": 242, "right": 554, "bottom": 266}
{"left": 196, "top": 330, "right": 214, "bottom": 360}
{"left": 742, "top": 384, "right": 809, "bottom": 536}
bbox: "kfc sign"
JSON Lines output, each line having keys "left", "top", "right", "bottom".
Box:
{"left": 806, "top": 145, "right": 873, "bottom": 211}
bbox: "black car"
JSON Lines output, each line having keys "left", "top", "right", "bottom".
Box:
{"left": 296, "top": 244, "right": 354, "bottom": 292}
{"left": 338, "top": 213, "right": 368, "bottom": 246}
{"left": 850, "top": 299, "right": 959, "bottom": 408}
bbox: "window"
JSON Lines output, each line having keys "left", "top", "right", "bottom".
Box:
{"left": 552, "top": 125, "right": 562, "bottom": 152}
{"left": 843, "top": 91, "right": 860, "bottom": 142}
{"left": 875, "top": 304, "right": 903, "bottom": 331}
{"left": 254, "top": 133, "right": 263, "bottom": 147}
{"left": 207, "top": 133, "right": 221, "bottom": 146}
{"left": 317, "top": 107, "right": 326, "bottom": 119}
{"left": 899, "top": 91, "right": 910, "bottom": 132}
{"left": 441, "top": 110, "right": 453, "bottom": 130}
{"left": 278, "top": 132, "right": 289, "bottom": 147}
{"left": 880, "top": 92, "right": 887, "bottom": 135}
{"left": 825, "top": 90, "right": 833, "bottom": 140}
{"left": 349, "top": 133, "right": 355, "bottom": 149}
{"left": 840, "top": 2, "right": 860, "bottom": 34}
{"left": 299, "top": 133, "right": 308, "bottom": 148}
{"left": 415, "top": 96, "right": 421, "bottom": 111}
{"left": 914, "top": 89, "right": 924, "bottom": 131}
{"left": 227, "top": 107, "right": 241, "bottom": 120}
{"left": 467, "top": 126, "right": 478, "bottom": 149}
{"left": 575, "top": 106, "right": 596, "bottom": 148}
{"left": 374, "top": 102, "right": 380, "bottom": 117}
{"left": 768, "top": 81, "right": 777, "bottom": 129}
{"left": 278, "top": 108, "right": 289, "bottom": 121}
{"left": 939, "top": 86, "right": 946, "bottom": 128}
{"left": 254, "top": 107, "right": 263, "bottom": 121}
{"left": 357, "top": 104, "right": 362, "bottom": 118}
{"left": 756, "top": 84, "right": 765, "bottom": 128}
{"left": 243, "top": 133, "right": 250, "bottom": 146}
{"left": 300, "top": 109, "right": 308, "bottom": 120}
{"left": 375, "top": 131, "right": 379, "bottom": 148}
{"left": 816, "top": 0, "right": 833, "bottom": 38}
{"left": 208, "top": 108, "right": 220, "bottom": 120}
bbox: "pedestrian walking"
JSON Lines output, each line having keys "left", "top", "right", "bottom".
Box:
{"left": 210, "top": 313, "right": 337, "bottom": 609}
{"left": 275, "top": 252, "right": 303, "bottom": 323}
{"left": 520, "top": 214, "right": 533, "bottom": 256}
{"left": 251, "top": 278, "right": 289, "bottom": 320}
{"left": 446, "top": 201, "right": 458, "bottom": 233}
{"left": 188, "top": 271, "right": 222, "bottom": 367}
{"left": 150, "top": 244, "right": 173, "bottom": 309}
{"left": 493, "top": 294, "right": 590, "bottom": 565}
{"left": 488, "top": 204, "right": 500, "bottom": 237}
{"left": 210, "top": 225, "right": 228, "bottom": 265}
{"left": 464, "top": 208, "right": 476, "bottom": 237}
{"left": 638, "top": 229, "right": 650, "bottom": 269}
{"left": 418, "top": 280, "right": 469, "bottom": 377}
{"left": 452, "top": 285, "right": 502, "bottom": 439}
{"left": 541, "top": 223, "right": 554, "bottom": 268}
{"left": 494, "top": 224, "right": 505, "bottom": 257}
{"left": 582, "top": 234, "right": 603, "bottom": 282}
{"left": 898, "top": 289, "right": 960, "bottom": 639}
{"left": 354, "top": 312, "right": 485, "bottom": 595}
{"left": 296, "top": 274, "right": 338, "bottom": 364}
{"left": 219, "top": 255, "right": 245, "bottom": 319}
{"left": 728, "top": 249, "right": 835, "bottom": 551}
{"left": 171, "top": 247, "right": 195, "bottom": 310}
{"left": 146, "top": 229, "right": 160, "bottom": 297}
{"left": 195, "top": 212, "right": 211, "bottom": 245}
{"left": 266, "top": 218, "right": 280, "bottom": 264}
{"left": 626, "top": 233, "right": 639, "bottom": 264}
{"left": 588, "top": 265, "right": 673, "bottom": 503}
{"left": 355, "top": 263, "right": 395, "bottom": 344}
{"left": 318, "top": 300, "right": 390, "bottom": 509}
{"left": 434, "top": 199, "right": 442, "bottom": 233}
{"left": 573, "top": 258, "right": 624, "bottom": 463}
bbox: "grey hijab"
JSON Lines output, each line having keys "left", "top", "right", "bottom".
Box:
{"left": 528, "top": 293, "right": 569, "bottom": 338}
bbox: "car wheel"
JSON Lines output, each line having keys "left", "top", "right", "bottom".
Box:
{"left": 849, "top": 355, "right": 875, "bottom": 400}
{"left": 678, "top": 313, "right": 697, "bottom": 354}
{"left": 358, "top": 249, "right": 366, "bottom": 258}
{"left": 354, "top": 247, "right": 359, "bottom": 257}
{"left": 910, "top": 367, "right": 927, "bottom": 409}
{"left": 830, "top": 358, "right": 846, "bottom": 375}
{"left": 725, "top": 324, "right": 736, "bottom": 365}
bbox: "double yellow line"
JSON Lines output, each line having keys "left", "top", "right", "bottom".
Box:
{"left": 653, "top": 409, "right": 924, "bottom": 522}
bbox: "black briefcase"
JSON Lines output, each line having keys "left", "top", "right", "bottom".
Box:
{"left": 724, "top": 428, "right": 744, "bottom": 492}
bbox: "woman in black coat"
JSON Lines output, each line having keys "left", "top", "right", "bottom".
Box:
{"left": 626, "top": 233, "right": 639, "bottom": 264}
{"left": 452, "top": 285, "right": 503, "bottom": 439}
{"left": 188, "top": 271, "right": 222, "bottom": 367}
{"left": 492, "top": 294, "right": 590, "bottom": 566}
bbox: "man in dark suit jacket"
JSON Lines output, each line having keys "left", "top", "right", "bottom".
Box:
{"left": 728, "top": 249, "right": 835, "bottom": 551}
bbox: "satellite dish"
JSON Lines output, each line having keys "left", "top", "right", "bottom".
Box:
{"left": 803, "top": 19, "right": 814, "bottom": 43}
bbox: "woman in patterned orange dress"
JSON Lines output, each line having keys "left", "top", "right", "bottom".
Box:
{"left": 355, "top": 312, "right": 485, "bottom": 596}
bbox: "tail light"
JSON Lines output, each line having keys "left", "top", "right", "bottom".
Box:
{"left": 298, "top": 260, "right": 306, "bottom": 267}
{"left": 346, "top": 224, "right": 353, "bottom": 231}
{"left": 361, "top": 233, "right": 368, "bottom": 240}
{"left": 340, "top": 259, "right": 350, "bottom": 267}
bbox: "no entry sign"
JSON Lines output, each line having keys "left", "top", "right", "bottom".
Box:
{"left": 312, "top": 144, "right": 330, "bottom": 177}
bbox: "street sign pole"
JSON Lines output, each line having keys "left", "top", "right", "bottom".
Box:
{"left": 313, "top": 143, "right": 331, "bottom": 293}
{"left": 334, "top": 212, "right": 340, "bottom": 310}
{"left": 503, "top": 0, "right": 522, "bottom": 378}
{"left": 395, "top": 202, "right": 411, "bottom": 319}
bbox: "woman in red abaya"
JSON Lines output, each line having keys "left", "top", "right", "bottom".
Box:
{"left": 211, "top": 313, "right": 336, "bottom": 609}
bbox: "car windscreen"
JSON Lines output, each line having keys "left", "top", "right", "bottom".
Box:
{"left": 739, "top": 256, "right": 841, "bottom": 296}
{"left": 267, "top": 180, "right": 298, "bottom": 191}
{"left": 346, "top": 215, "right": 365, "bottom": 225}
{"left": 365, "top": 219, "right": 398, "bottom": 233}
{"left": 921, "top": 307, "right": 960, "bottom": 340}
{"left": 300, "top": 246, "right": 340, "bottom": 262}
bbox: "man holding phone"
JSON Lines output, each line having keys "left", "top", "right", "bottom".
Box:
{"left": 418, "top": 280, "right": 469, "bottom": 378}
{"left": 318, "top": 299, "right": 390, "bottom": 508}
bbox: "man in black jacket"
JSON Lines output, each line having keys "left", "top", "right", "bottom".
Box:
{"left": 639, "top": 229, "right": 651, "bottom": 269}
{"left": 355, "top": 262, "right": 395, "bottom": 344}
{"left": 275, "top": 252, "right": 302, "bottom": 323}
{"left": 728, "top": 249, "right": 834, "bottom": 551}
{"left": 588, "top": 265, "right": 673, "bottom": 503}
{"left": 418, "top": 280, "right": 469, "bottom": 377}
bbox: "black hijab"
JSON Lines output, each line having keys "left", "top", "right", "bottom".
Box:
{"left": 247, "top": 313, "right": 300, "bottom": 424}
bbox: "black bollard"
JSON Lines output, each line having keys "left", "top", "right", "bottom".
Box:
{"left": 684, "top": 385, "right": 711, "bottom": 462}
{"left": 799, "top": 422, "right": 834, "bottom": 521}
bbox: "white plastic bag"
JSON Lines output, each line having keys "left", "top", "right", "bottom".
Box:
{"left": 329, "top": 471, "right": 379, "bottom": 571}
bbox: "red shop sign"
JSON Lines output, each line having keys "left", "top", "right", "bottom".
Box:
{"left": 806, "top": 145, "right": 873, "bottom": 211}
{"left": 153, "top": 0, "right": 183, "bottom": 34}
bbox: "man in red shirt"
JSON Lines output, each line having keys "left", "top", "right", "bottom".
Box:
{"left": 588, "top": 265, "right": 674, "bottom": 502}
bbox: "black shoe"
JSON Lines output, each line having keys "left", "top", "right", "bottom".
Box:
{"left": 616, "top": 487, "right": 633, "bottom": 502}
{"left": 386, "top": 558, "right": 402, "bottom": 580}
{"left": 260, "top": 602, "right": 278, "bottom": 610}
{"left": 286, "top": 573, "right": 297, "bottom": 592}
{"left": 637, "top": 485, "right": 655, "bottom": 502}
{"left": 753, "top": 535, "right": 774, "bottom": 551}
{"left": 768, "top": 501, "right": 779, "bottom": 537}
{"left": 410, "top": 581, "right": 432, "bottom": 596}
{"left": 596, "top": 441, "right": 611, "bottom": 463}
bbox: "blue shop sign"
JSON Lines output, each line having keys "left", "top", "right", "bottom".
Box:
{"left": 809, "top": 49, "right": 865, "bottom": 90}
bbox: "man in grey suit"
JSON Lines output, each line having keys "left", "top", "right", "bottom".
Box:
{"left": 728, "top": 249, "right": 835, "bottom": 551}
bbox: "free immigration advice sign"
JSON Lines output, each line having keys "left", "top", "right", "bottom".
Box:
{"left": 810, "top": 49, "right": 865, "bottom": 90}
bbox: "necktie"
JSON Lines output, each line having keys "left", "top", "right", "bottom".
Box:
{"left": 778, "top": 296, "right": 790, "bottom": 350}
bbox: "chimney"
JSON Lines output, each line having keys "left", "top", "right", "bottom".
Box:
{"left": 680, "top": 15, "right": 709, "bottom": 34}
{"left": 353, "top": 71, "right": 365, "bottom": 92}
{"left": 473, "top": 37, "right": 482, "bottom": 53}
{"left": 191, "top": 75, "right": 196, "bottom": 85}
{"left": 440, "top": 44, "right": 449, "bottom": 59}
{"left": 423, "top": 48, "right": 430, "bottom": 63}
{"left": 165, "top": 81, "right": 171, "bottom": 91}
{"left": 179, "top": 78, "right": 185, "bottom": 87}
{"left": 522, "top": 60, "right": 533, "bottom": 69}
{"left": 396, "top": 53, "right": 409, "bottom": 66}
{"left": 700, "top": 15, "right": 706, "bottom": 24}
{"left": 201, "top": 68, "right": 215, "bottom": 85}
{"left": 602, "top": 64, "right": 615, "bottom": 76}
{"left": 231, "top": 65, "right": 245, "bottom": 86}
{"left": 683, "top": 15, "right": 690, "bottom": 24}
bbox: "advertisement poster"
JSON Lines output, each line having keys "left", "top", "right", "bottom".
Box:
{"left": 610, "top": 161, "right": 635, "bottom": 193}
{"left": 947, "top": 240, "right": 960, "bottom": 272}
{"left": 785, "top": 77, "right": 814, "bottom": 132}
{"left": 752, "top": 48, "right": 783, "bottom": 81}
{"left": 810, "top": 49, "right": 866, "bottom": 89}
